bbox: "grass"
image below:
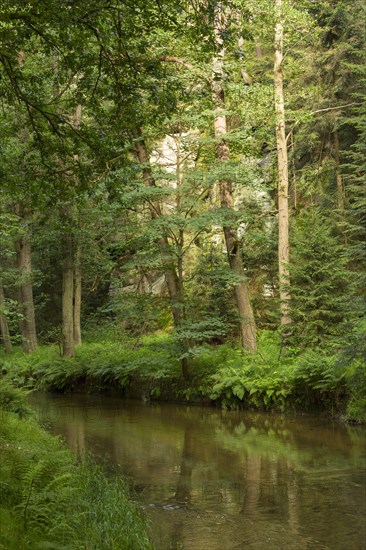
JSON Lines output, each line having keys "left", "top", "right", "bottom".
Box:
{"left": 0, "top": 378, "right": 154, "bottom": 550}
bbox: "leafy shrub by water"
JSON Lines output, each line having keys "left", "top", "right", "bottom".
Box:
{"left": 1, "top": 328, "right": 364, "bottom": 420}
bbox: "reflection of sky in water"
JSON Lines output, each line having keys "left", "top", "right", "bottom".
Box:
{"left": 31, "top": 393, "right": 366, "bottom": 550}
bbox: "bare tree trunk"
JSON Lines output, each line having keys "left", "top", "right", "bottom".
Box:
{"left": 73, "top": 241, "right": 82, "bottom": 346}
{"left": 0, "top": 282, "right": 12, "bottom": 353}
{"left": 16, "top": 232, "right": 38, "bottom": 352}
{"left": 133, "top": 128, "right": 182, "bottom": 329}
{"left": 274, "top": 0, "right": 291, "bottom": 326}
{"left": 59, "top": 104, "right": 83, "bottom": 356}
{"left": 72, "top": 104, "right": 82, "bottom": 347}
{"left": 212, "top": 4, "right": 257, "bottom": 352}
{"left": 61, "top": 219, "right": 74, "bottom": 358}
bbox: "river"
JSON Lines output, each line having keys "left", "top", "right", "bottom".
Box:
{"left": 31, "top": 393, "right": 366, "bottom": 550}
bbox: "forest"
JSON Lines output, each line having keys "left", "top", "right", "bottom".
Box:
{"left": 0, "top": 1, "right": 365, "bottom": 548}
{"left": 1, "top": 0, "right": 365, "bottom": 413}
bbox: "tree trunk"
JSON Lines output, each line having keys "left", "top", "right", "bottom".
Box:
{"left": 212, "top": 4, "right": 257, "bottom": 352}
{"left": 59, "top": 104, "right": 82, "bottom": 357}
{"left": 72, "top": 105, "right": 83, "bottom": 347}
{"left": 133, "top": 128, "right": 182, "bottom": 329}
{"left": 16, "top": 232, "right": 38, "bottom": 352}
{"left": 62, "top": 226, "right": 74, "bottom": 358}
{"left": 0, "top": 282, "right": 12, "bottom": 353}
{"left": 133, "top": 128, "right": 190, "bottom": 375}
{"left": 274, "top": 0, "right": 291, "bottom": 326}
{"left": 73, "top": 241, "right": 82, "bottom": 346}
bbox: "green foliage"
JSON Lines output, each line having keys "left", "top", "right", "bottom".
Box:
{"left": 0, "top": 377, "right": 32, "bottom": 418}
{"left": 0, "top": 378, "right": 154, "bottom": 549}
{"left": 1, "top": 335, "right": 180, "bottom": 393}
{"left": 2, "top": 327, "right": 365, "bottom": 420}
{"left": 205, "top": 332, "right": 294, "bottom": 411}
{"left": 63, "top": 463, "right": 154, "bottom": 550}
{"left": 0, "top": 0, "right": 365, "bottom": 425}
{"left": 105, "top": 293, "right": 171, "bottom": 336}
{"left": 345, "top": 360, "right": 366, "bottom": 423}
{"left": 346, "top": 396, "right": 366, "bottom": 424}
{"left": 289, "top": 209, "right": 351, "bottom": 347}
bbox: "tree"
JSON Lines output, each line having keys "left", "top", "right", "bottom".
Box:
{"left": 0, "top": 282, "right": 12, "bottom": 353}
{"left": 15, "top": 219, "right": 38, "bottom": 352}
{"left": 211, "top": 3, "right": 257, "bottom": 352}
{"left": 274, "top": 0, "right": 291, "bottom": 326}
{"left": 289, "top": 208, "right": 350, "bottom": 347}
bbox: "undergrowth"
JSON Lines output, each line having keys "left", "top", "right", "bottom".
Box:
{"left": 1, "top": 329, "right": 364, "bottom": 420}
{"left": 0, "top": 378, "right": 154, "bottom": 549}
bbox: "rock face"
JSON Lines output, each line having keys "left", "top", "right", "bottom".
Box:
{"left": 110, "top": 132, "right": 274, "bottom": 301}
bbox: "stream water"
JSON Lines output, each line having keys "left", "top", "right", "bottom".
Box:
{"left": 31, "top": 393, "right": 366, "bottom": 550}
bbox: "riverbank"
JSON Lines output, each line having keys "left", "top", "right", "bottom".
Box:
{"left": 0, "top": 378, "right": 154, "bottom": 549}
{"left": 30, "top": 391, "right": 366, "bottom": 550}
{"left": 1, "top": 330, "right": 365, "bottom": 423}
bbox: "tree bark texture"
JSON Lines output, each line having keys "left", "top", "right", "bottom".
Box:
{"left": 0, "top": 282, "right": 12, "bottom": 353}
{"left": 212, "top": 4, "right": 257, "bottom": 352}
{"left": 62, "top": 222, "right": 75, "bottom": 358}
{"left": 73, "top": 241, "right": 82, "bottom": 346}
{"left": 72, "top": 104, "right": 82, "bottom": 346}
{"left": 16, "top": 232, "right": 38, "bottom": 352}
{"left": 274, "top": 0, "right": 291, "bottom": 326}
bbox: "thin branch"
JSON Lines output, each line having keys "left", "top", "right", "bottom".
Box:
{"left": 286, "top": 102, "right": 362, "bottom": 143}
{"left": 310, "top": 102, "right": 362, "bottom": 116}
{"left": 182, "top": 229, "right": 205, "bottom": 256}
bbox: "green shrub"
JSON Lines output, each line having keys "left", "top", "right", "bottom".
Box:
{"left": 346, "top": 396, "right": 366, "bottom": 423}
{"left": 2, "top": 328, "right": 364, "bottom": 421}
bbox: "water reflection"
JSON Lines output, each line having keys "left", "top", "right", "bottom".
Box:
{"left": 31, "top": 393, "right": 366, "bottom": 550}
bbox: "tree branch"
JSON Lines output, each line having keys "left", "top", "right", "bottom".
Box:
{"left": 286, "top": 102, "right": 362, "bottom": 143}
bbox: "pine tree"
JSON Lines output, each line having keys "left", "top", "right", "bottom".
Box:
{"left": 289, "top": 208, "right": 351, "bottom": 348}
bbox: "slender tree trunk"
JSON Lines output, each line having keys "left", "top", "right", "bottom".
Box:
{"left": 212, "top": 4, "right": 257, "bottom": 352}
{"left": 334, "top": 130, "right": 345, "bottom": 210}
{"left": 134, "top": 128, "right": 191, "bottom": 376}
{"left": 72, "top": 104, "right": 83, "bottom": 347}
{"left": 61, "top": 216, "right": 74, "bottom": 358}
{"left": 0, "top": 282, "right": 12, "bottom": 353}
{"left": 133, "top": 128, "right": 182, "bottom": 329}
{"left": 274, "top": 0, "right": 291, "bottom": 326}
{"left": 16, "top": 231, "right": 38, "bottom": 352}
{"left": 177, "top": 229, "right": 190, "bottom": 378}
{"left": 73, "top": 241, "right": 82, "bottom": 346}
{"left": 60, "top": 104, "right": 82, "bottom": 357}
